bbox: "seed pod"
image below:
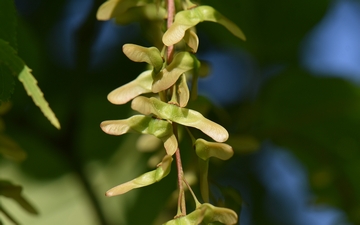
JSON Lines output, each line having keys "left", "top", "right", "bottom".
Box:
{"left": 97, "top": 1, "right": 166, "bottom": 24}
{"left": 115, "top": 4, "right": 166, "bottom": 24}
{"left": 96, "top": 0, "right": 144, "bottom": 20}
{"left": 177, "top": 74, "right": 190, "bottom": 107}
{"left": 131, "top": 97, "right": 229, "bottom": 142}
{"left": 123, "top": 44, "right": 163, "bottom": 74}
{"left": 194, "top": 138, "right": 234, "bottom": 202}
{"left": 107, "top": 70, "right": 153, "bottom": 105}
{"left": 163, "top": 203, "right": 238, "bottom": 225}
{"left": 194, "top": 138, "right": 233, "bottom": 161}
{"left": 100, "top": 115, "right": 178, "bottom": 155}
{"left": 163, "top": 5, "right": 246, "bottom": 46}
{"left": 184, "top": 30, "right": 199, "bottom": 53}
{"left": 106, "top": 155, "right": 173, "bottom": 196}
{"left": 152, "top": 52, "right": 200, "bottom": 93}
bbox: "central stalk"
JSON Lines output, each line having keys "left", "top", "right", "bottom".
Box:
{"left": 167, "top": 0, "right": 186, "bottom": 216}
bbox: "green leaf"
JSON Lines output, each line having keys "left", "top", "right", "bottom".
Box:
{"left": 105, "top": 155, "right": 173, "bottom": 196}
{"left": 162, "top": 5, "right": 245, "bottom": 46}
{"left": 0, "top": 0, "right": 17, "bottom": 49}
{"left": 122, "top": 44, "right": 163, "bottom": 74}
{"left": 0, "top": 180, "right": 38, "bottom": 215}
{"left": 152, "top": 52, "right": 200, "bottom": 93}
{"left": 0, "top": 39, "right": 60, "bottom": 129}
{"left": 101, "top": 115, "right": 178, "bottom": 155}
{"left": 131, "top": 96, "right": 229, "bottom": 142}
{"left": 18, "top": 66, "right": 61, "bottom": 129}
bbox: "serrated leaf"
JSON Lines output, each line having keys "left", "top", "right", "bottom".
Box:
{"left": 0, "top": 0, "right": 17, "bottom": 49}
{"left": 163, "top": 5, "right": 245, "bottom": 46}
{"left": 18, "top": 66, "right": 60, "bottom": 129}
{"left": 106, "top": 155, "right": 173, "bottom": 196}
{"left": 131, "top": 96, "right": 229, "bottom": 142}
{"left": 152, "top": 52, "right": 200, "bottom": 93}
{"left": 0, "top": 39, "right": 60, "bottom": 129}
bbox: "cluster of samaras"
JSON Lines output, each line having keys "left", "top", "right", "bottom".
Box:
{"left": 97, "top": 0, "right": 245, "bottom": 224}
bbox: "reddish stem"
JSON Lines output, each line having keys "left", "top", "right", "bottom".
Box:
{"left": 167, "top": 0, "right": 186, "bottom": 216}
{"left": 167, "top": 0, "right": 175, "bottom": 63}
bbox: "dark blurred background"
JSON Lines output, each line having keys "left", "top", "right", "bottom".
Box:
{"left": 1, "top": 0, "right": 360, "bottom": 224}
